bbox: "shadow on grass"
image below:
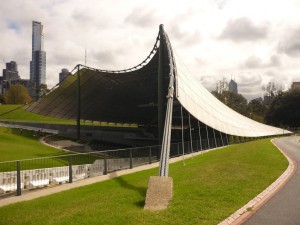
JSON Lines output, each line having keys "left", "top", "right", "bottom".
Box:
{"left": 114, "top": 176, "right": 147, "bottom": 208}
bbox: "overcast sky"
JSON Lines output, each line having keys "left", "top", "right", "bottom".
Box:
{"left": 1, "top": 0, "right": 300, "bottom": 100}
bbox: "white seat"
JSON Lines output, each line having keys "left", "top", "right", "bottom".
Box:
{"left": 0, "top": 183, "right": 24, "bottom": 193}
{"left": 29, "top": 179, "right": 49, "bottom": 188}
{"left": 53, "top": 176, "right": 69, "bottom": 183}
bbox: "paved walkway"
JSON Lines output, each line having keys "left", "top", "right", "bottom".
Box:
{"left": 242, "top": 136, "right": 300, "bottom": 225}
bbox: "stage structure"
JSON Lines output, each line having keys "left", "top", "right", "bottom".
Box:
{"left": 27, "top": 24, "right": 291, "bottom": 208}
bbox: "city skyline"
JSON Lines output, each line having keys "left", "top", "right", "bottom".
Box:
{"left": 0, "top": 0, "right": 300, "bottom": 100}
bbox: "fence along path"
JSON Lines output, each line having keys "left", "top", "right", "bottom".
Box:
{"left": 0, "top": 137, "right": 227, "bottom": 197}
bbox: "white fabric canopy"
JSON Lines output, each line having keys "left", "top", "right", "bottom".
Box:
{"left": 174, "top": 52, "right": 291, "bottom": 137}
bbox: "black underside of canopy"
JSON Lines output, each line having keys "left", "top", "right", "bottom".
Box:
{"left": 27, "top": 49, "right": 170, "bottom": 125}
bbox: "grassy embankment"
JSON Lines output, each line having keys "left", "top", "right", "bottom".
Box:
{"left": 0, "top": 127, "right": 68, "bottom": 162}
{"left": 0, "top": 104, "right": 136, "bottom": 127}
{"left": 0, "top": 138, "right": 288, "bottom": 225}
{"left": 0, "top": 104, "right": 75, "bottom": 124}
{"left": 0, "top": 127, "right": 103, "bottom": 171}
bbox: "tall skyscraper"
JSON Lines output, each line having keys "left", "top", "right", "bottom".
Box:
{"left": 228, "top": 79, "right": 238, "bottom": 94}
{"left": 30, "top": 21, "right": 46, "bottom": 90}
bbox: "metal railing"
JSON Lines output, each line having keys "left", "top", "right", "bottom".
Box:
{"left": 0, "top": 136, "right": 255, "bottom": 197}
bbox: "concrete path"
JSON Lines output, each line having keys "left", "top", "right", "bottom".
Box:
{"left": 242, "top": 136, "right": 300, "bottom": 225}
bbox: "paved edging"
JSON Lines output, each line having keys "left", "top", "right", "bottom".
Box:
{"left": 218, "top": 138, "right": 297, "bottom": 225}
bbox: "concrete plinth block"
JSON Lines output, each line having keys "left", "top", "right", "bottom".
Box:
{"left": 144, "top": 176, "right": 173, "bottom": 210}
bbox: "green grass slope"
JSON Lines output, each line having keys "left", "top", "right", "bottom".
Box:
{"left": 0, "top": 127, "right": 68, "bottom": 162}
{"left": 0, "top": 104, "right": 137, "bottom": 127}
{"left": 0, "top": 104, "right": 75, "bottom": 124}
{"left": 0, "top": 139, "right": 288, "bottom": 225}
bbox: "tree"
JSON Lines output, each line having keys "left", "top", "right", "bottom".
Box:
{"left": 248, "top": 99, "right": 266, "bottom": 122}
{"left": 36, "top": 83, "right": 50, "bottom": 99}
{"left": 212, "top": 90, "right": 248, "bottom": 116}
{"left": 262, "top": 82, "right": 282, "bottom": 105}
{"left": 265, "top": 89, "right": 300, "bottom": 128}
{"left": 5, "top": 84, "right": 32, "bottom": 104}
{"left": 216, "top": 78, "right": 228, "bottom": 94}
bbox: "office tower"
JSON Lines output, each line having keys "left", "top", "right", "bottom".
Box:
{"left": 2, "top": 61, "right": 20, "bottom": 81}
{"left": 228, "top": 79, "right": 238, "bottom": 94}
{"left": 59, "top": 68, "right": 71, "bottom": 83}
{"left": 30, "top": 21, "right": 46, "bottom": 89}
{"left": 291, "top": 82, "right": 300, "bottom": 90}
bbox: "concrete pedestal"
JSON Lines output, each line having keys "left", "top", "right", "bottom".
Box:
{"left": 144, "top": 176, "right": 173, "bottom": 210}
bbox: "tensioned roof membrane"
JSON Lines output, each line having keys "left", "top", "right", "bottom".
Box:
{"left": 26, "top": 26, "right": 291, "bottom": 137}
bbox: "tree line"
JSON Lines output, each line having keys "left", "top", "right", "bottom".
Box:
{"left": 212, "top": 81, "right": 300, "bottom": 129}
{"left": 0, "top": 84, "right": 49, "bottom": 104}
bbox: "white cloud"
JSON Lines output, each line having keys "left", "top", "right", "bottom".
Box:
{"left": 0, "top": 0, "right": 299, "bottom": 99}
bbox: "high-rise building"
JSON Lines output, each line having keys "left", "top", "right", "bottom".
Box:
{"left": 228, "top": 79, "right": 238, "bottom": 94}
{"left": 30, "top": 21, "right": 46, "bottom": 89}
{"left": 59, "top": 68, "right": 71, "bottom": 83}
{"left": 2, "top": 61, "right": 20, "bottom": 81}
{"left": 291, "top": 82, "right": 300, "bottom": 90}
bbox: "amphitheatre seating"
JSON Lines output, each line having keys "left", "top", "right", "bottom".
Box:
{"left": 29, "top": 173, "right": 49, "bottom": 188}
{"left": 53, "top": 176, "right": 69, "bottom": 184}
{"left": 0, "top": 184, "right": 24, "bottom": 193}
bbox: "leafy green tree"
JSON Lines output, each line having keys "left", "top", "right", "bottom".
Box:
{"left": 265, "top": 89, "right": 300, "bottom": 128}
{"left": 212, "top": 90, "right": 248, "bottom": 116}
{"left": 248, "top": 99, "right": 266, "bottom": 122}
{"left": 5, "top": 84, "right": 32, "bottom": 104}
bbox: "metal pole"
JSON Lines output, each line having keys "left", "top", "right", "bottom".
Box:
{"left": 158, "top": 24, "right": 166, "bottom": 146}
{"left": 205, "top": 125, "right": 210, "bottom": 149}
{"left": 16, "top": 161, "right": 21, "bottom": 196}
{"left": 197, "top": 121, "right": 202, "bottom": 151}
{"left": 219, "top": 131, "right": 224, "bottom": 146}
{"left": 149, "top": 147, "right": 152, "bottom": 164}
{"left": 212, "top": 128, "right": 217, "bottom": 148}
{"left": 69, "top": 156, "right": 73, "bottom": 183}
{"left": 181, "top": 106, "right": 185, "bottom": 165}
{"left": 76, "top": 65, "right": 81, "bottom": 140}
{"left": 104, "top": 158, "right": 108, "bottom": 175}
{"left": 188, "top": 113, "right": 194, "bottom": 156}
{"left": 129, "top": 149, "right": 133, "bottom": 169}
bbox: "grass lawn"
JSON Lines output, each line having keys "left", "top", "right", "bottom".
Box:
{"left": 0, "top": 127, "right": 68, "bottom": 162}
{"left": 0, "top": 139, "right": 288, "bottom": 225}
{"left": 0, "top": 104, "right": 137, "bottom": 128}
{"left": 0, "top": 127, "right": 102, "bottom": 171}
{"left": 0, "top": 104, "right": 75, "bottom": 124}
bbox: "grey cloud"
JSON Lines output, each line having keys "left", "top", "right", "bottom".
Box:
{"left": 49, "top": 51, "right": 81, "bottom": 66}
{"left": 92, "top": 50, "right": 116, "bottom": 67}
{"left": 200, "top": 75, "right": 218, "bottom": 91}
{"left": 214, "top": 0, "right": 229, "bottom": 9}
{"left": 236, "top": 73, "right": 264, "bottom": 100}
{"left": 169, "top": 24, "right": 201, "bottom": 47}
{"left": 269, "top": 55, "right": 281, "bottom": 67}
{"left": 244, "top": 56, "right": 263, "bottom": 68}
{"left": 125, "top": 7, "right": 160, "bottom": 27}
{"left": 220, "top": 17, "right": 268, "bottom": 42}
{"left": 243, "top": 55, "right": 281, "bottom": 69}
{"left": 237, "top": 73, "right": 262, "bottom": 87}
{"left": 278, "top": 28, "right": 300, "bottom": 57}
